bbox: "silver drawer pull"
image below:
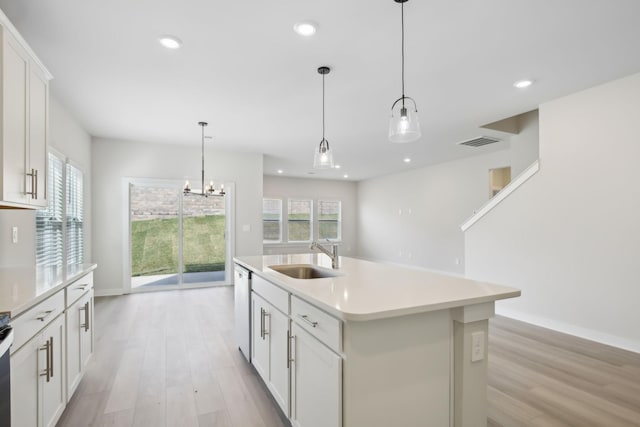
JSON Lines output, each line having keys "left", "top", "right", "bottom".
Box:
{"left": 36, "top": 309, "right": 56, "bottom": 322}
{"left": 298, "top": 314, "right": 318, "bottom": 328}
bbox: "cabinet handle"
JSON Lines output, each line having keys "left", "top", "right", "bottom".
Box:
{"left": 80, "top": 301, "right": 90, "bottom": 332}
{"left": 49, "top": 337, "right": 54, "bottom": 378}
{"left": 26, "top": 169, "right": 36, "bottom": 197}
{"left": 36, "top": 309, "right": 56, "bottom": 322}
{"left": 260, "top": 308, "right": 264, "bottom": 339}
{"left": 39, "top": 339, "right": 50, "bottom": 382}
{"left": 287, "top": 330, "right": 296, "bottom": 369}
{"left": 298, "top": 314, "right": 318, "bottom": 328}
{"left": 34, "top": 169, "right": 38, "bottom": 199}
{"left": 262, "top": 310, "right": 270, "bottom": 340}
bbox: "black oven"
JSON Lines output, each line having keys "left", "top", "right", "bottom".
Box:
{"left": 0, "top": 319, "right": 12, "bottom": 427}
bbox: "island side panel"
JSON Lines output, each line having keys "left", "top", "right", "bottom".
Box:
{"left": 452, "top": 302, "right": 494, "bottom": 427}
{"left": 342, "top": 309, "right": 452, "bottom": 427}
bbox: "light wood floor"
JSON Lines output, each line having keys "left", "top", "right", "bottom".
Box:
{"left": 56, "top": 287, "right": 640, "bottom": 427}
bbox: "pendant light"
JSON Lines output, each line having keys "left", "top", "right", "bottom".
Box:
{"left": 183, "top": 121, "right": 225, "bottom": 197}
{"left": 389, "top": 0, "right": 421, "bottom": 143}
{"left": 313, "top": 66, "right": 335, "bottom": 169}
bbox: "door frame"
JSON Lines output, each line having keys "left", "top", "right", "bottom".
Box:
{"left": 122, "top": 177, "right": 235, "bottom": 293}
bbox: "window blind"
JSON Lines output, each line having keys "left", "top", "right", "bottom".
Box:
{"left": 66, "top": 163, "right": 84, "bottom": 266}
{"left": 263, "top": 198, "right": 282, "bottom": 242}
{"left": 36, "top": 153, "right": 64, "bottom": 267}
{"left": 318, "top": 200, "right": 341, "bottom": 240}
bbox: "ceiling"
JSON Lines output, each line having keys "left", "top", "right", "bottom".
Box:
{"left": 2, "top": 0, "right": 640, "bottom": 181}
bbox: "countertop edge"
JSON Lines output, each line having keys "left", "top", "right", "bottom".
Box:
{"left": 234, "top": 257, "right": 521, "bottom": 322}
{"left": 7, "top": 263, "right": 98, "bottom": 320}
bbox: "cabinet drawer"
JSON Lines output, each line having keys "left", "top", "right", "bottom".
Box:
{"left": 65, "top": 272, "right": 94, "bottom": 307}
{"left": 11, "top": 289, "right": 65, "bottom": 352}
{"left": 292, "top": 296, "right": 342, "bottom": 353}
{"left": 252, "top": 275, "right": 289, "bottom": 314}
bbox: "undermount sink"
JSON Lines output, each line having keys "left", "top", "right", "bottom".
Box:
{"left": 269, "top": 264, "right": 340, "bottom": 279}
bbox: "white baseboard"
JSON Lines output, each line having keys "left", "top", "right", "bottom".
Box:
{"left": 496, "top": 306, "right": 640, "bottom": 354}
{"left": 94, "top": 289, "right": 125, "bottom": 297}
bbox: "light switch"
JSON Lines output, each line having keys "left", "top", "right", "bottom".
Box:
{"left": 242, "top": 224, "right": 251, "bottom": 232}
{"left": 12, "top": 226, "right": 18, "bottom": 243}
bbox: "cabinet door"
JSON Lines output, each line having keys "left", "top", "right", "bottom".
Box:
{"left": 41, "top": 314, "right": 66, "bottom": 427}
{"left": 65, "top": 296, "right": 83, "bottom": 400}
{"left": 80, "top": 290, "right": 94, "bottom": 369}
{"left": 28, "top": 62, "right": 48, "bottom": 207}
{"left": 2, "top": 31, "right": 29, "bottom": 204}
{"left": 10, "top": 335, "right": 41, "bottom": 427}
{"left": 291, "top": 324, "right": 341, "bottom": 427}
{"left": 269, "top": 308, "right": 290, "bottom": 417}
{"left": 251, "top": 292, "right": 269, "bottom": 382}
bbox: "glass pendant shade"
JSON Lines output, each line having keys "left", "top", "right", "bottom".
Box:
{"left": 313, "top": 139, "right": 334, "bottom": 169}
{"left": 389, "top": 102, "right": 421, "bottom": 143}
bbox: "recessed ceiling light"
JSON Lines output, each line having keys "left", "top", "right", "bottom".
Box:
{"left": 158, "top": 35, "right": 182, "bottom": 49}
{"left": 513, "top": 79, "right": 533, "bottom": 89}
{"left": 343, "top": 174, "right": 349, "bottom": 179}
{"left": 403, "top": 157, "right": 411, "bottom": 163}
{"left": 334, "top": 164, "right": 341, "bottom": 169}
{"left": 277, "top": 169, "right": 283, "bottom": 174}
{"left": 293, "top": 21, "right": 317, "bottom": 37}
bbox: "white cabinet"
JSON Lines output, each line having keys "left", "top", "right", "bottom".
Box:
{"left": 0, "top": 13, "right": 51, "bottom": 208}
{"left": 249, "top": 276, "right": 342, "bottom": 427}
{"left": 11, "top": 312, "right": 66, "bottom": 427}
{"left": 66, "top": 285, "right": 94, "bottom": 401}
{"left": 290, "top": 323, "right": 341, "bottom": 427}
{"left": 10, "top": 269, "right": 96, "bottom": 427}
{"left": 251, "top": 292, "right": 290, "bottom": 416}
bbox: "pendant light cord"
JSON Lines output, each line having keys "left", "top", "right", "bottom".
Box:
{"left": 201, "top": 122, "right": 205, "bottom": 191}
{"left": 401, "top": 1, "right": 405, "bottom": 108}
{"left": 322, "top": 72, "right": 326, "bottom": 142}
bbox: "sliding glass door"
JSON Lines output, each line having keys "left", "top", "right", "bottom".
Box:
{"left": 129, "top": 180, "right": 227, "bottom": 290}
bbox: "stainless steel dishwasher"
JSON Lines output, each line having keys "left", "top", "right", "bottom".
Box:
{"left": 234, "top": 265, "right": 251, "bottom": 362}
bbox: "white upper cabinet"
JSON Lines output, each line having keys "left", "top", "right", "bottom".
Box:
{"left": 0, "top": 11, "right": 52, "bottom": 208}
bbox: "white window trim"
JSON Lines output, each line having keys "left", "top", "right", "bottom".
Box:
{"left": 317, "top": 199, "right": 342, "bottom": 242}
{"left": 263, "top": 197, "right": 342, "bottom": 245}
{"left": 262, "top": 197, "right": 283, "bottom": 243}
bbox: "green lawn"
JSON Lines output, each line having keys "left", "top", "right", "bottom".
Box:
{"left": 131, "top": 215, "right": 225, "bottom": 277}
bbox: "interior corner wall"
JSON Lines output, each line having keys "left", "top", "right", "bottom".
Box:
{"left": 355, "top": 116, "right": 539, "bottom": 274}
{"left": 263, "top": 175, "right": 358, "bottom": 256}
{"left": 465, "top": 72, "right": 640, "bottom": 352}
{"left": 91, "top": 138, "right": 263, "bottom": 295}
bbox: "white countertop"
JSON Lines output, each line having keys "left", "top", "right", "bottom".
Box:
{"left": 234, "top": 254, "right": 520, "bottom": 321}
{"left": 0, "top": 263, "right": 97, "bottom": 318}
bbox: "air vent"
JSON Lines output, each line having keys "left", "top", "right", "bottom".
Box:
{"left": 457, "top": 136, "right": 500, "bottom": 148}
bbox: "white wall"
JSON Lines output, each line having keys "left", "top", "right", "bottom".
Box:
{"left": 356, "top": 112, "right": 539, "bottom": 273}
{"left": 465, "top": 73, "right": 640, "bottom": 352}
{"left": 263, "top": 175, "right": 358, "bottom": 256}
{"left": 0, "top": 210, "right": 35, "bottom": 267}
{"left": 92, "top": 138, "right": 263, "bottom": 295}
{"left": 0, "top": 96, "right": 91, "bottom": 268}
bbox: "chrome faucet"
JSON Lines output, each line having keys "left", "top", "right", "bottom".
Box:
{"left": 310, "top": 240, "right": 339, "bottom": 269}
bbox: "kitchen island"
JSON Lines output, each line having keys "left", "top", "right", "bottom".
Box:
{"left": 234, "top": 254, "right": 520, "bottom": 427}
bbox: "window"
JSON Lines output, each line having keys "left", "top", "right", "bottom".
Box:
{"left": 36, "top": 152, "right": 64, "bottom": 267}
{"left": 66, "top": 163, "right": 84, "bottom": 266}
{"left": 36, "top": 152, "right": 84, "bottom": 269}
{"left": 288, "top": 199, "right": 312, "bottom": 242}
{"left": 318, "top": 200, "right": 341, "bottom": 241}
{"left": 263, "top": 198, "right": 282, "bottom": 242}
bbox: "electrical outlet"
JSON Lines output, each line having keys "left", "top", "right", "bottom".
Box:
{"left": 12, "top": 226, "right": 18, "bottom": 244}
{"left": 471, "top": 331, "right": 485, "bottom": 362}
